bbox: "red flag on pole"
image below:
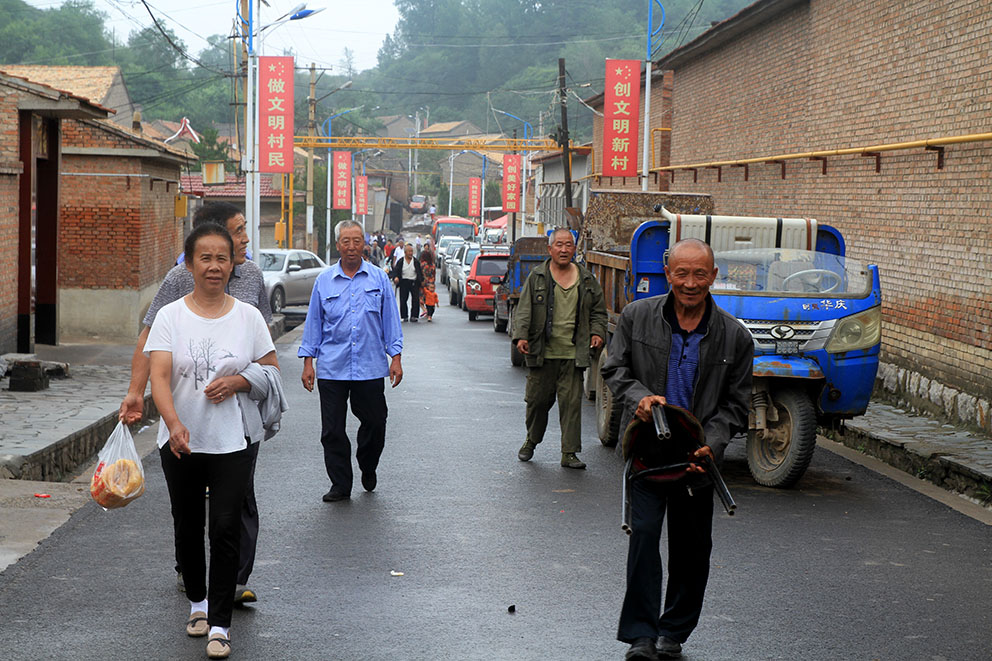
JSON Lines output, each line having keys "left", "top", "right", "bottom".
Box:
{"left": 332, "top": 152, "right": 352, "bottom": 210}
{"left": 502, "top": 155, "right": 522, "bottom": 213}
{"left": 602, "top": 59, "right": 641, "bottom": 177}
{"left": 468, "top": 177, "right": 482, "bottom": 217}
{"left": 259, "top": 56, "right": 294, "bottom": 174}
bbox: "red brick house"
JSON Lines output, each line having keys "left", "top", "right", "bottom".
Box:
{"left": 0, "top": 70, "right": 108, "bottom": 354}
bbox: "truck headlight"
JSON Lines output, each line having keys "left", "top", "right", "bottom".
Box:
{"left": 825, "top": 306, "right": 881, "bottom": 353}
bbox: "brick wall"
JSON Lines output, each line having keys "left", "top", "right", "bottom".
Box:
{"left": 0, "top": 90, "right": 24, "bottom": 353}
{"left": 664, "top": 0, "right": 992, "bottom": 399}
{"left": 59, "top": 121, "right": 182, "bottom": 291}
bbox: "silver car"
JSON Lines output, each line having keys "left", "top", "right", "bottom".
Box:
{"left": 439, "top": 239, "right": 465, "bottom": 285}
{"left": 259, "top": 249, "right": 328, "bottom": 314}
{"left": 447, "top": 242, "right": 481, "bottom": 307}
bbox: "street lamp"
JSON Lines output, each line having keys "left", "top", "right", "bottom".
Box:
{"left": 307, "top": 79, "right": 352, "bottom": 252}
{"left": 320, "top": 105, "right": 363, "bottom": 263}
{"left": 243, "top": 1, "right": 323, "bottom": 256}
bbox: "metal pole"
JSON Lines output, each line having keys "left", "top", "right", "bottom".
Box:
{"left": 511, "top": 129, "right": 517, "bottom": 242}
{"left": 641, "top": 60, "right": 652, "bottom": 192}
{"left": 413, "top": 111, "right": 420, "bottom": 195}
{"left": 447, "top": 152, "right": 455, "bottom": 215}
{"left": 558, "top": 58, "right": 573, "bottom": 210}
{"left": 325, "top": 122, "right": 331, "bottom": 263}
{"left": 306, "top": 62, "right": 316, "bottom": 251}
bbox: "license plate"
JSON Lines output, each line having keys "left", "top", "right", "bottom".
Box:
{"left": 775, "top": 340, "right": 800, "bottom": 355}
{"left": 485, "top": 298, "right": 493, "bottom": 305}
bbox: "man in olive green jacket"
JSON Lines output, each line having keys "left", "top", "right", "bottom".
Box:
{"left": 512, "top": 228, "right": 608, "bottom": 469}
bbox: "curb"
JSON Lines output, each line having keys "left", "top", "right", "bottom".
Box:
{"left": 0, "top": 396, "right": 157, "bottom": 482}
{"left": 826, "top": 417, "right": 992, "bottom": 506}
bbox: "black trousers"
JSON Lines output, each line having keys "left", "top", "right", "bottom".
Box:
{"left": 160, "top": 444, "right": 254, "bottom": 628}
{"left": 398, "top": 279, "right": 420, "bottom": 320}
{"left": 174, "top": 442, "right": 260, "bottom": 587}
{"left": 317, "top": 378, "right": 387, "bottom": 495}
{"left": 617, "top": 480, "right": 714, "bottom": 645}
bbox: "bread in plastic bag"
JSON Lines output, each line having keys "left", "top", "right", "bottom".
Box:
{"left": 90, "top": 421, "right": 145, "bottom": 510}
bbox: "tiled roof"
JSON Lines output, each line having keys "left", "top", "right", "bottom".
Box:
{"left": 180, "top": 173, "right": 304, "bottom": 198}
{"left": 0, "top": 65, "right": 119, "bottom": 105}
{"left": 421, "top": 121, "right": 472, "bottom": 134}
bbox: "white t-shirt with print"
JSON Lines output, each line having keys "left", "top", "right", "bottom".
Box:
{"left": 145, "top": 297, "right": 275, "bottom": 454}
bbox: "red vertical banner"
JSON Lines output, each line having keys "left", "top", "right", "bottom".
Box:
{"left": 332, "top": 152, "right": 352, "bottom": 210}
{"left": 468, "top": 177, "right": 482, "bottom": 217}
{"left": 259, "top": 56, "right": 294, "bottom": 174}
{"left": 502, "top": 155, "right": 522, "bottom": 213}
{"left": 355, "top": 175, "right": 368, "bottom": 216}
{"left": 602, "top": 59, "right": 641, "bottom": 177}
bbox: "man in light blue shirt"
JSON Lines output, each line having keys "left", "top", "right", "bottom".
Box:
{"left": 300, "top": 220, "right": 403, "bottom": 502}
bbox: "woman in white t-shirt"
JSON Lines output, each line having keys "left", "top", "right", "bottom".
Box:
{"left": 146, "top": 223, "right": 278, "bottom": 660}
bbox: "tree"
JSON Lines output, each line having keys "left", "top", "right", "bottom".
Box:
{"left": 190, "top": 128, "right": 232, "bottom": 168}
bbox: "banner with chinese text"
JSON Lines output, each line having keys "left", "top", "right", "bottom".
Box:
{"left": 602, "top": 59, "right": 640, "bottom": 177}
{"left": 502, "top": 155, "right": 522, "bottom": 213}
{"left": 259, "top": 56, "right": 294, "bottom": 174}
{"left": 355, "top": 175, "right": 368, "bottom": 216}
{"left": 332, "top": 151, "right": 352, "bottom": 210}
{"left": 468, "top": 177, "right": 482, "bottom": 217}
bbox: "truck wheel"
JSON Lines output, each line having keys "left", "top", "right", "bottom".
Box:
{"left": 510, "top": 340, "right": 524, "bottom": 367}
{"left": 493, "top": 311, "right": 507, "bottom": 333}
{"left": 746, "top": 389, "right": 817, "bottom": 488}
{"left": 595, "top": 351, "right": 621, "bottom": 446}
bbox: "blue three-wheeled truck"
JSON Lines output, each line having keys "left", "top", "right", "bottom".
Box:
{"left": 586, "top": 206, "right": 882, "bottom": 488}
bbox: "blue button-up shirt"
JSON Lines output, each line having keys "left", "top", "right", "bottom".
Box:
{"left": 298, "top": 260, "right": 403, "bottom": 380}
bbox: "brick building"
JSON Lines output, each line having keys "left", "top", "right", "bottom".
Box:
{"left": 58, "top": 119, "right": 193, "bottom": 341}
{"left": 0, "top": 71, "right": 109, "bottom": 353}
{"left": 651, "top": 0, "right": 990, "bottom": 425}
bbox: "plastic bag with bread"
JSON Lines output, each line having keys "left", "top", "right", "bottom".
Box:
{"left": 90, "top": 421, "right": 146, "bottom": 510}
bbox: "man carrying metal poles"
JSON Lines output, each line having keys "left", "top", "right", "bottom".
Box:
{"left": 602, "top": 238, "right": 752, "bottom": 659}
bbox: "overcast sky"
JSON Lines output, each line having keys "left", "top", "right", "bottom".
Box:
{"left": 26, "top": 0, "right": 400, "bottom": 73}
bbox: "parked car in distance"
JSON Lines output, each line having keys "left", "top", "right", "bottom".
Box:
{"left": 409, "top": 194, "right": 428, "bottom": 214}
{"left": 439, "top": 239, "right": 465, "bottom": 285}
{"left": 436, "top": 236, "right": 464, "bottom": 267}
{"left": 447, "top": 242, "right": 480, "bottom": 306}
{"left": 463, "top": 253, "right": 509, "bottom": 321}
{"left": 259, "top": 249, "right": 328, "bottom": 314}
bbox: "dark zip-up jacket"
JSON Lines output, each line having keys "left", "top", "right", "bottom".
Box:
{"left": 601, "top": 293, "right": 753, "bottom": 465}
{"left": 512, "top": 259, "right": 608, "bottom": 369}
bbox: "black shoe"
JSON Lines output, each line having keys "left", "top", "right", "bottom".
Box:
{"left": 409, "top": 318, "right": 418, "bottom": 323}
{"left": 322, "top": 489, "right": 350, "bottom": 502}
{"left": 657, "top": 636, "right": 682, "bottom": 659}
{"left": 361, "top": 470, "right": 377, "bottom": 492}
{"left": 625, "top": 638, "right": 660, "bottom": 661}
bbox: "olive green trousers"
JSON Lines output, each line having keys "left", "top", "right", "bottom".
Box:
{"left": 524, "top": 358, "right": 584, "bottom": 454}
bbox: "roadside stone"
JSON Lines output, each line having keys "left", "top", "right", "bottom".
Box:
{"left": 978, "top": 399, "right": 990, "bottom": 431}
{"left": 941, "top": 386, "right": 958, "bottom": 418}
{"left": 957, "top": 394, "right": 977, "bottom": 428}
{"left": 0, "top": 356, "right": 7, "bottom": 379}
{"left": 882, "top": 364, "right": 898, "bottom": 392}
{"left": 928, "top": 380, "right": 943, "bottom": 407}
{"left": 918, "top": 376, "right": 930, "bottom": 400}
{"left": 908, "top": 371, "right": 920, "bottom": 396}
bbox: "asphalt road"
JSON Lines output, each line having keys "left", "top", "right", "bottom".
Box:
{"left": 1, "top": 291, "right": 990, "bottom": 660}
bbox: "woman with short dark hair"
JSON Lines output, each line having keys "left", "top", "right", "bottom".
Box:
{"left": 146, "top": 223, "right": 279, "bottom": 659}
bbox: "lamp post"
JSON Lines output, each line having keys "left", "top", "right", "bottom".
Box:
{"left": 493, "top": 109, "right": 533, "bottom": 224}
{"left": 320, "top": 105, "right": 363, "bottom": 262}
{"left": 243, "top": 2, "right": 323, "bottom": 256}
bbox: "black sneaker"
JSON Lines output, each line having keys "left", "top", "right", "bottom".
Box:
{"left": 657, "top": 636, "right": 682, "bottom": 659}
{"left": 322, "top": 490, "right": 350, "bottom": 502}
{"left": 625, "top": 638, "right": 660, "bottom": 660}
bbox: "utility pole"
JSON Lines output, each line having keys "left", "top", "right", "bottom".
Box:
{"left": 306, "top": 62, "right": 316, "bottom": 253}
{"left": 558, "top": 58, "right": 573, "bottom": 211}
